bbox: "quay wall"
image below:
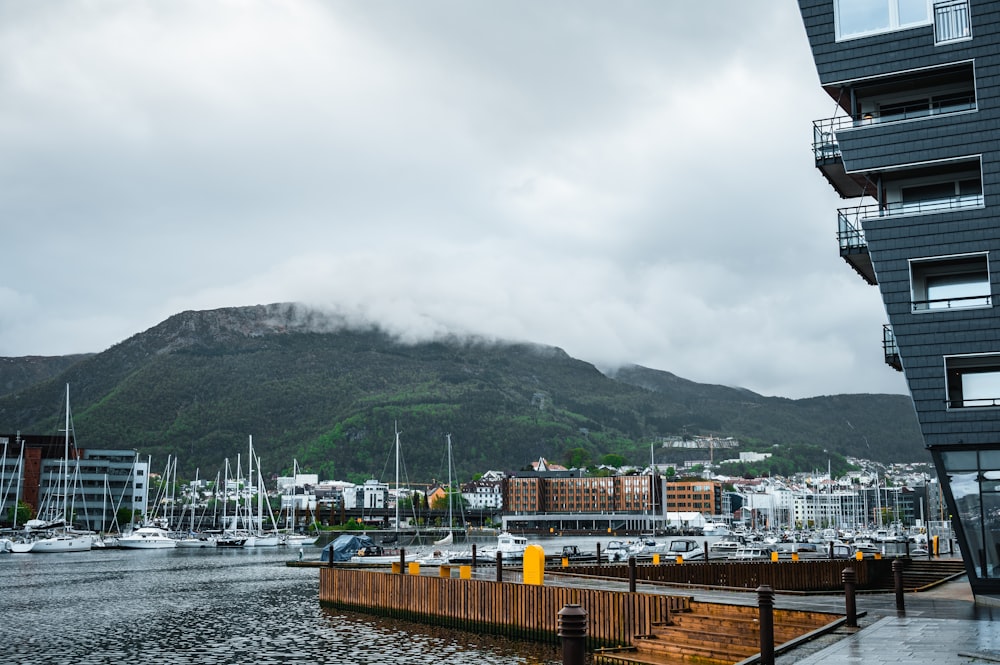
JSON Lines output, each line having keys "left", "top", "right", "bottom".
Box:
{"left": 318, "top": 567, "right": 690, "bottom": 648}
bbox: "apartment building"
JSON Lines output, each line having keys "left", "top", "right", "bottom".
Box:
{"left": 798, "top": 0, "right": 998, "bottom": 597}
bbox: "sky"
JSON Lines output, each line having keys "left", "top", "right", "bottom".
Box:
{"left": 0, "top": 1, "right": 908, "bottom": 400}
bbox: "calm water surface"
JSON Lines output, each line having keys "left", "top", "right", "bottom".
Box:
{"left": 0, "top": 547, "right": 562, "bottom": 665}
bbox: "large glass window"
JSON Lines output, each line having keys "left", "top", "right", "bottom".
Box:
{"left": 940, "top": 449, "right": 1000, "bottom": 580}
{"left": 911, "top": 253, "right": 991, "bottom": 312}
{"left": 946, "top": 355, "right": 1000, "bottom": 409}
{"left": 837, "top": 0, "right": 931, "bottom": 39}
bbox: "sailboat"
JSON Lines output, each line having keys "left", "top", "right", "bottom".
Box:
{"left": 282, "top": 459, "right": 318, "bottom": 547}
{"left": 434, "top": 433, "right": 458, "bottom": 547}
{"left": 29, "top": 385, "right": 93, "bottom": 553}
{"left": 175, "top": 469, "right": 217, "bottom": 548}
{"left": 348, "top": 426, "right": 418, "bottom": 564}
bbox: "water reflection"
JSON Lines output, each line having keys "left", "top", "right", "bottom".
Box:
{"left": 0, "top": 548, "right": 560, "bottom": 664}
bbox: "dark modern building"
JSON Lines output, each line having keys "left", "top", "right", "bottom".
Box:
{"left": 798, "top": 0, "right": 999, "bottom": 599}
{"left": 0, "top": 433, "right": 148, "bottom": 532}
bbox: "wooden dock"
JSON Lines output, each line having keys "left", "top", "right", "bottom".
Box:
{"left": 319, "top": 566, "right": 689, "bottom": 648}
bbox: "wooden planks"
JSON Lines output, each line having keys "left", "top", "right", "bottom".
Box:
{"left": 319, "top": 567, "right": 690, "bottom": 648}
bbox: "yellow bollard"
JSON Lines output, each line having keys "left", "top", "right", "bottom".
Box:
{"left": 932, "top": 535, "right": 939, "bottom": 555}
{"left": 676, "top": 555, "right": 683, "bottom": 565}
{"left": 562, "top": 557, "right": 569, "bottom": 568}
{"left": 438, "top": 565, "right": 452, "bottom": 578}
{"left": 408, "top": 561, "right": 421, "bottom": 575}
{"left": 855, "top": 551, "right": 864, "bottom": 561}
{"left": 459, "top": 565, "right": 472, "bottom": 579}
{"left": 653, "top": 554, "right": 660, "bottom": 565}
{"left": 770, "top": 550, "right": 779, "bottom": 562}
{"left": 523, "top": 544, "right": 545, "bottom": 585}
{"left": 391, "top": 562, "right": 402, "bottom": 574}
{"left": 792, "top": 553, "right": 799, "bottom": 562}
{"left": 875, "top": 552, "right": 882, "bottom": 560}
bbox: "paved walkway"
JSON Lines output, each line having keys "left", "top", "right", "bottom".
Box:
{"left": 791, "top": 614, "right": 1000, "bottom": 664}
{"left": 541, "top": 566, "right": 1000, "bottom": 664}
{"left": 768, "top": 579, "right": 1000, "bottom": 664}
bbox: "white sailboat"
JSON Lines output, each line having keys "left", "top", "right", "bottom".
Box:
{"left": 433, "top": 433, "right": 458, "bottom": 547}
{"left": 30, "top": 385, "right": 93, "bottom": 553}
{"left": 175, "top": 469, "right": 217, "bottom": 548}
{"left": 282, "top": 459, "right": 318, "bottom": 547}
{"left": 349, "top": 426, "right": 418, "bottom": 564}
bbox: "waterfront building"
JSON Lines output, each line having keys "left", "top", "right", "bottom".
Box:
{"left": 798, "top": 0, "right": 997, "bottom": 596}
{"left": 501, "top": 470, "right": 725, "bottom": 532}
{"left": 460, "top": 475, "right": 503, "bottom": 511}
{"left": 0, "top": 433, "right": 147, "bottom": 532}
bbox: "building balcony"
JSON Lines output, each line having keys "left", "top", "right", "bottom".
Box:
{"left": 836, "top": 207, "right": 876, "bottom": 285}
{"left": 813, "top": 117, "right": 873, "bottom": 199}
{"left": 935, "top": 0, "right": 972, "bottom": 45}
{"left": 883, "top": 325, "right": 902, "bottom": 372}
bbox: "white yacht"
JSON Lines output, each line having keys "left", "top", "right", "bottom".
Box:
{"left": 118, "top": 526, "right": 177, "bottom": 549}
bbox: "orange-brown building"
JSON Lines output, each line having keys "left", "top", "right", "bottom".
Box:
{"left": 502, "top": 472, "right": 722, "bottom": 533}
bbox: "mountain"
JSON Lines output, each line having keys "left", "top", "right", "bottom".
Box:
{"left": 0, "top": 303, "right": 923, "bottom": 483}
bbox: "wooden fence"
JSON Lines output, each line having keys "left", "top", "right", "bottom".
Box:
{"left": 319, "top": 567, "right": 690, "bottom": 648}
{"left": 561, "top": 559, "right": 891, "bottom": 591}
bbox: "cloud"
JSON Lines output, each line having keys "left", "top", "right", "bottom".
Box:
{"left": 0, "top": 1, "right": 907, "bottom": 399}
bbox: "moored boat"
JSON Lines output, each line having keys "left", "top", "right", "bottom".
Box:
{"left": 118, "top": 526, "right": 177, "bottom": 550}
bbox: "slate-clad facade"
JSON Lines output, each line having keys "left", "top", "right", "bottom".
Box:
{"left": 798, "top": 0, "right": 1000, "bottom": 598}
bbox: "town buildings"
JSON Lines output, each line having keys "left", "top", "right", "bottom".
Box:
{"left": 797, "top": 0, "right": 998, "bottom": 597}
{"left": 0, "top": 433, "right": 148, "bottom": 532}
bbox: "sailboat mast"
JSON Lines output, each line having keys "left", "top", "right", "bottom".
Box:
{"left": 446, "top": 434, "right": 453, "bottom": 531}
{"left": 394, "top": 425, "right": 400, "bottom": 533}
{"left": 63, "top": 384, "right": 70, "bottom": 523}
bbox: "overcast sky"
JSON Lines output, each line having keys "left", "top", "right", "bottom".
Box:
{"left": 0, "top": 1, "right": 908, "bottom": 400}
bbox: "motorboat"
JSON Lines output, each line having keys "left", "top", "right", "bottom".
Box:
{"left": 118, "top": 526, "right": 177, "bottom": 549}
{"left": 701, "top": 521, "right": 731, "bottom": 536}
{"left": 729, "top": 545, "right": 774, "bottom": 560}
{"left": 175, "top": 533, "right": 217, "bottom": 548}
{"left": 604, "top": 539, "right": 635, "bottom": 562}
{"left": 665, "top": 538, "right": 704, "bottom": 560}
{"left": 708, "top": 535, "right": 744, "bottom": 556}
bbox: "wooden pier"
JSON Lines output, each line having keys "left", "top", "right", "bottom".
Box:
{"left": 319, "top": 566, "right": 689, "bottom": 648}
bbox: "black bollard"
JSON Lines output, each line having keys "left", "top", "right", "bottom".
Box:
{"left": 496, "top": 551, "right": 503, "bottom": 582}
{"left": 399, "top": 548, "right": 405, "bottom": 574}
{"left": 703, "top": 540, "right": 709, "bottom": 561}
{"left": 829, "top": 540, "right": 835, "bottom": 559}
{"left": 628, "top": 556, "right": 637, "bottom": 593}
{"left": 596, "top": 543, "right": 601, "bottom": 568}
{"left": 893, "top": 558, "right": 905, "bottom": 612}
{"left": 557, "top": 603, "right": 588, "bottom": 665}
{"left": 842, "top": 567, "right": 858, "bottom": 628}
{"left": 757, "top": 585, "right": 775, "bottom": 665}
{"left": 472, "top": 543, "right": 477, "bottom": 568}
{"left": 905, "top": 540, "right": 910, "bottom": 557}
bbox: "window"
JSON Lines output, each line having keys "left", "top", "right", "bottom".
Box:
{"left": 946, "top": 355, "right": 1000, "bottom": 408}
{"left": 886, "top": 167, "right": 983, "bottom": 216}
{"left": 911, "top": 253, "right": 990, "bottom": 312}
{"left": 836, "top": 0, "right": 930, "bottom": 40}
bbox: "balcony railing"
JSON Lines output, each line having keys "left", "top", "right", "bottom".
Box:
{"left": 912, "top": 293, "right": 992, "bottom": 312}
{"left": 838, "top": 195, "right": 983, "bottom": 230}
{"left": 883, "top": 325, "right": 902, "bottom": 372}
{"left": 837, "top": 208, "right": 867, "bottom": 252}
{"left": 935, "top": 0, "right": 972, "bottom": 44}
{"left": 813, "top": 96, "right": 976, "bottom": 161}
{"left": 812, "top": 116, "right": 852, "bottom": 162}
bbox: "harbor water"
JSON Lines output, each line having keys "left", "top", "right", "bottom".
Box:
{"left": 0, "top": 546, "right": 562, "bottom": 665}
